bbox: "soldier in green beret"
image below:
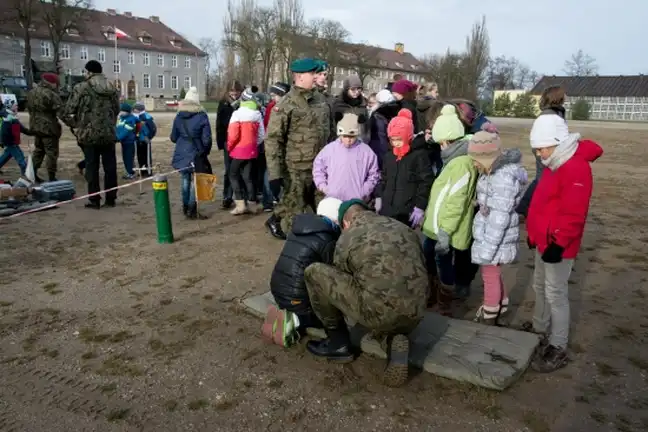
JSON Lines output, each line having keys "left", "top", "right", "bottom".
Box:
{"left": 264, "top": 58, "right": 333, "bottom": 239}
{"left": 313, "top": 60, "right": 336, "bottom": 142}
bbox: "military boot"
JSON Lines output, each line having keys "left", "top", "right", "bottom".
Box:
{"left": 383, "top": 334, "right": 411, "bottom": 387}
{"left": 437, "top": 283, "right": 454, "bottom": 317}
{"left": 48, "top": 172, "right": 58, "bottom": 182}
{"left": 265, "top": 214, "right": 286, "bottom": 240}
{"left": 426, "top": 274, "right": 439, "bottom": 310}
{"left": 306, "top": 327, "right": 354, "bottom": 363}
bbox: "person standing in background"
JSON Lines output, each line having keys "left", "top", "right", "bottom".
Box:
{"left": 216, "top": 80, "right": 243, "bottom": 210}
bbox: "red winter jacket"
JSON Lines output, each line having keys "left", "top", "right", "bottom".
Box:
{"left": 264, "top": 100, "right": 276, "bottom": 129}
{"left": 526, "top": 139, "right": 603, "bottom": 259}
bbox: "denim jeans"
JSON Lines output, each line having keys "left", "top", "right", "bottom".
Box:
{"left": 120, "top": 141, "right": 135, "bottom": 175}
{"left": 181, "top": 172, "right": 196, "bottom": 207}
{"left": 261, "top": 166, "right": 272, "bottom": 206}
{"left": 0, "top": 145, "right": 27, "bottom": 174}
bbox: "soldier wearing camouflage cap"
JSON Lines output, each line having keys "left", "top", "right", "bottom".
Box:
{"left": 264, "top": 58, "right": 333, "bottom": 239}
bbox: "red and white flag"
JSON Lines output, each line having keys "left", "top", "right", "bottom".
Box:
{"left": 114, "top": 27, "right": 129, "bottom": 39}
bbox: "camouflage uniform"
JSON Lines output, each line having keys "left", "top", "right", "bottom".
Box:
{"left": 304, "top": 210, "right": 428, "bottom": 336}
{"left": 27, "top": 80, "right": 64, "bottom": 180}
{"left": 63, "top": 73, "right": 120, "bottom": 204}
{"left": 266, "top": 86, "right": 331, "bottom": 233}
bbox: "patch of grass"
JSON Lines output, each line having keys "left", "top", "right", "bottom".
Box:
{"left": 628, "top": 356, "right": 648, "bottom": 371}
{"left": 203, "top": 294, "right": 214, "bottom": 300}
{"left": 106, "top": 408, "right": 130, "bottom": 422}
{"left": 96, "top": 354, "right": 143, "bottom": 377}
{"left": 167, "top": 313, "right": 189, "bottom": 324}
{"left": 100, "top": 383, "right": 117, "bottom": 393}
{"left": 22, "top": 332, "right": 39, "bottom": 351}
{"left": 607, "top": 325, "right": 635, "bottom": 340}
{"left": 159, "top": 298, "right": 172, "bottom": 306}
{"left": 81, "top": 351, "right": 97, "bottom": 360}
{"left": 626, "top": 397, "right": 648, "bottom": 410}
{"left": 163, "top": 400, "right": 178, "bottom": 411}
{"left": 148, "top": 338, "right": 194, "bottom": 360}
{"left": 596, "top": 362, "right": 619, "bottom": 377}
{"left": 267, "top": 378, "right": 283, "bottom": 389}
{"left": 39, "top": 348, "right": 59, "bottom": 358}
{"left": 569, "top": 342, "right": 586, "bottom": 354}
{"left": 78, "top": 328, "right": 134, "bottom": 343}
{"left": 42, "top": 282, "right": 62, "bottom": 295}
{"left": 590, "top": 410, "right": 606, "bottom": 424}
{"left": 179, "top": 276, "right": 205, "bottom": 290}
{"left": 0, "top": 356, "right": 20, "bottom": 364}
{"left": 614, "top": 252, "right": 645, "bottom": 263}
{"left": 183, "top": 319, "right": 218, "bottom": 336}
{"left": 575, "top": 394, "right": 590, "bottom": 404}
{"left": 214, "top": 397, "right": 239, "bottom": 411}
{"left": 187, "top": 399, "right": 209, "bottom": 410}
{"left": 0, "top": 300, "right": 14, "bottom": 307}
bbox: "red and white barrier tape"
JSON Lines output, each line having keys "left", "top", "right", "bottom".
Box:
{"left": 0, "top": 166, "right": 189, "bottom": 221}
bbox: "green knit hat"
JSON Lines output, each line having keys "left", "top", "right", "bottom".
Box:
{"left": 338, "top": 199, "right": 369, "bottom": 224}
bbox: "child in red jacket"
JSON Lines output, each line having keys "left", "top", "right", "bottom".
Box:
{"left": 525, "top": 113, "right": 603, "bottom": 373}
{"left": 0, "top": 102, "right": 32, "bottom": 176}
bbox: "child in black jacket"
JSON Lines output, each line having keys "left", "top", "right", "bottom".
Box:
{"left": 263, "top": 197, "right": 342, "bottom": 347}
{"left": 375, "top": 109, "right": 435, "bottom": 228}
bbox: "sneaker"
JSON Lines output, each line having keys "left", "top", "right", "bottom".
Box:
{"left": 261, "top": 305, "right": 281, "bottom": 343}
{"left": 263, "top": 204, "right": 274, "bottom": 213}
{"left": 474, "top": 305, "right": 500, "bottom": 326}
{"left": 383, "top": 334, "right": 410, "bottom": 387}
{"left": 261, "top": 305, "right": 300, "bottom": 348}
{"left": 122, "top": 173, "right": 136, "bottom": 180}
{"left": 531, "top": 344, "right": 569, "bottom": 373}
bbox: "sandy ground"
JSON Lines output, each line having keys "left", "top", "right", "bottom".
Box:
{"left": 1, "top": 116, "right": 647, "bottom": 432}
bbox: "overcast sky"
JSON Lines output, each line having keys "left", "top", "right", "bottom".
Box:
{"left": 95, "top": 0, "right": 645, "bottom": 76}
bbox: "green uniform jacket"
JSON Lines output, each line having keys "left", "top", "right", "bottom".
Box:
{"left": 62, "top": 73, "right": 120, "bottom": 146}
{"left": 265, "top": 86, "right": 331, "bottom": 180}
{"left": 422, "top": 154, "right": 478, "bottom": 251}
{"left": 26, "top": 81, "right": 64, "bottom": 138}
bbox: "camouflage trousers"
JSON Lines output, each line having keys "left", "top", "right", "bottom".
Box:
{"left": 304, "top": 263, "right": 422, "bottom": 336}
{"left": 33, "top": 136, "right": 60, "bottom": 176}
{"left": 274, "top": 169, "right": 317, "bottom": 234}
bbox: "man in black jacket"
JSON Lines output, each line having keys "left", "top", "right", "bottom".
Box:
{"left": 215, "top": 80, "right": 243, "bottom": 209}
{"left": 262, "top": 197, "right": 342, "bottom": 347}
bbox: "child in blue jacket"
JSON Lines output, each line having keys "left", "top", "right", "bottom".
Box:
{"left": 133, "top": 102, "right": 157, "bottom": 177}
{"left": 116, "top": 102, "right": 140, "bottom": 179}
{"left": 0, "top": 102, "right": 32, "bottom": 175}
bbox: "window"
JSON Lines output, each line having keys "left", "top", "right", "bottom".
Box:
{"left": 143, "top": 73, "right": 150, "bottom": 89}
{"left": 40, "top": 41, "right": 52, "bottom": 58}
{"left": 113, "top": 61, "right": 120, "bottom": 74}
{"left": 20, "top": 65, "right": 26, "bottom": 77}
{"left": 140, "top": 36, "right": 152, "bottom": 45}
{"left": 157, "top": 74, "right": 164, "bottom": 89}
{"left": 183, "top": 76, "right": 191, "bottom": 89}
{"left": 128, "top": 51, "right": 134, "bottom": 64}
{"left": 171, "top": 76, "right": 178, "bottom": 90}
{"left": 66, "top": 69, "right": 72, "bottom": 76}
{"left": 157, "top": 54, "right": 164, "bottom": 67}
{"left": 98, "top": 48, "right": 106, "bottom": 63}
{"left": 17, "top": 40, "right": 25, "bottom": 54}
{"left": 143, "top": 53, "right": 150, "bottom": 66}
{"left": 66, "top": 28, "right": 79, "bottom": 36}
{"left": 106, "top": 32, "right": 116, "bottom": 41}
{"left": 184, "top": 56, "right": 191, "bottom": 68}
{"left": 80, "top": 46, "right": 88, "bottom": 60}
{"left": 59, "top": 44, "right": 70, "bottom": 59}
{"left": 171, "top": 55, "right": 177, "bottom": 68}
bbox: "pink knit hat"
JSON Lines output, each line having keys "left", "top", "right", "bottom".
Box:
{"left": 468, "top": 131, "right": 502, "bottom": 170}
{"left": 391, "top": 79, "right": 417, "bottom": 95}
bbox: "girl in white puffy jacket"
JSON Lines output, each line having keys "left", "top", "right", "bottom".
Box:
{"left": 467, "top": 132, "right": 527, "bottom": 325}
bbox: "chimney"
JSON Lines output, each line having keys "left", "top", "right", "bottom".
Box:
{"left": 150, "top": 16, "right": 160, "bottom": 23}
{"left": 106, "top": 8, "right": 116, "bottom": 15}
{"left": 124, "top": 11, "right": 132, "bottom": 18}
{"left": 395, "top": 42, "right": 404, "bottom": 54}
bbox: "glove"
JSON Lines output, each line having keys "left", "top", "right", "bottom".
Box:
{"left": 526, "top": 236, "right": 535, "bottom": 249}
{"left": 409, "top": 207, "right": 425, "bottom": 228}
{"left": 269, "top": 178, "right": 283, "bottom": 201}
{"left": 374, "top": 197, "right": 382, "bottom": 214}
{"left": 434, "top": 229, "right": 451, "bottom": 256}
{"left": 541, "top": 243, "right": 564, "bottom": 263}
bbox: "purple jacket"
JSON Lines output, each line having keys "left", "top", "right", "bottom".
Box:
{"left": 313, "top": 138, "right": 381, "bottom": 201}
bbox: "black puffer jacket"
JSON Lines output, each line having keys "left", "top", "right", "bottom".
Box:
{"left": 376, "top": 134, "right": 435, "bottom": 227}
{"left": 270, "top": 214, "right": 340, "bottom": 314}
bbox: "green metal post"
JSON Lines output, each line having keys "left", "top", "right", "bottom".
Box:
{"left": 152, "top": 174, "right": 174, "bottom": 244}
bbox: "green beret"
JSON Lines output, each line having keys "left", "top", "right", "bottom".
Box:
{"left": 338, "top": 199, "right": 369, "bottom": 224}
{"left": 315, "top": 60, "right": 329, "bottom": 73}
{"left": 290, "top": 58, "right": 319, "bottom": 73}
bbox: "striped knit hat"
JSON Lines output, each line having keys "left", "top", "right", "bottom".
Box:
{"left": 468, "top": 131, "right": 502, "bottom": 170}
{"left": 270, "top": 82, "right": 290, "bottom": 97}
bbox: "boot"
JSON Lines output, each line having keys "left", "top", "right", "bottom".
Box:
{"left": 454, "top": 284, "right": 471, "bottom": 300}
{"left": 182, "top": 204, "right": 189, "bottom": 216}
{"left": 48, "top": 172, "right": 57, "bottom": 182}
{"left": 383, "top": 334, "right": 410, "bottom": 387}
{"left": 221, "top": 198, "right": 233, "bottom": 209}
{"left": 84, "top": 200, "right": 101, "bottom": 210}
{"left": 186, "top": 204, "right": 208, "bottom": 220}
{"left": 437, "top": 283, "right": 454, "bottom": 317}
{"left": 474, "top": 305, "right": 500, "bottom": 326}
{"left": 230, "top": 199, "right": 247, "bottom": 215}
{"left": 34, "top": 174, "right": 45, "bottom": 184}
{"left": 306, "top": 327, "right": 354, "bottom": 363}
{"left": 265, "top": 214, "right": 286, "bottom": 240}
{"left": 426, "top": 274, "right": 439, "bottom": 309}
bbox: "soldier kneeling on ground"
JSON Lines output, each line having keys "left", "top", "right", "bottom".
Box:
{"left": 262, "top": 197, "right": 343, "bottom": 347}
{"left": 303, "top": 199, "right": 428, "bottom": 387}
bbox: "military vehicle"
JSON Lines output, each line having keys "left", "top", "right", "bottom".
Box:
{"left": 0, "top": 74, "right": 28, "bottom": 111}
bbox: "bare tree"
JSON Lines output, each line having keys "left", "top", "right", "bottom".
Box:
{"left": 4, "top": 0, "right": 39, "bottom": 86}
{"left": 198, "top": 37, "right": 222, "bottom": 98}
{"left": 39, "top": 0, "right": 93, "bottom": 75}
{"left": 563, "top": 49, "right": 598, "bottom": 76}
{"left": 254, "top": 7, "right": 279, "bottom": 90}
{"left": 273, "top": 0, "right": 305, "bottom": 82}
{"left": 340, "top": 43, "right": 380, "bottom": 86}
{"left": 222, "top": 0, "right": 261, "bottom": 86}
{"left": 461, "top": 16, "right": 490, "bottom": 100}
{"left": 303, "top": 18, "right": 349, "bottom": 89}
{"left": 486, "top": 55, "right": 539, "bottom": 91}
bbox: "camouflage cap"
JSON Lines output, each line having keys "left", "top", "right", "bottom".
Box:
{"left": 290, "top": 58, "right": 320, "bottom": 73}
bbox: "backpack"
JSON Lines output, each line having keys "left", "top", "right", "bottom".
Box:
{"left": 145, "top": 114, "right": 157, "bottom": 139}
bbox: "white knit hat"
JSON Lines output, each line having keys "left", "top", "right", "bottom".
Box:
{"left": 184, "top": 86, "right": 200, "bottom": 104}
{"left": 316, "top": 197, "right": 342, "bottom": 223}
{"left": 375, "top": 89, "right": 395, "bottom": 104}
{"left": 530, "top": 114, "right": 578, "bottom": 149}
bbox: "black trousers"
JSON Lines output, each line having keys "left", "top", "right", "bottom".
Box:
{"left": 136, "top": 140, "right": 152, "bottom": 176}
{"left": 222, "top": 147, "right": 233, "bottom": 200}
{"left": 229, "top": 158, "right": 256, "bottom": 201}
{"left": 83, "top": 143, "right": 118, "bottom": 203}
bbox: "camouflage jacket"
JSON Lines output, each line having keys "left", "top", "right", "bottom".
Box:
{"left": 333, "top": 211, "right": 428, "bottom": 316}
{"left": 315, "top": 86, "right": 336, "bottom": 141}
{"left": 63, "top": 74, "right": 119, "bottom": 146}
{"left": 26, "top": 81, "right": 64, "bottom": 138}
{"left": 265, "top": 86, "right": 331, "bottom": 180}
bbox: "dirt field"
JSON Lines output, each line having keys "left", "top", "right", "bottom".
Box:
{"left": 1, "top": 117, "right": 647, "bottom": 432}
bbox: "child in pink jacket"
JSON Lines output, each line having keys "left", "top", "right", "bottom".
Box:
{"left": 227, "top": 100, "right": 265, "bottom": 214}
